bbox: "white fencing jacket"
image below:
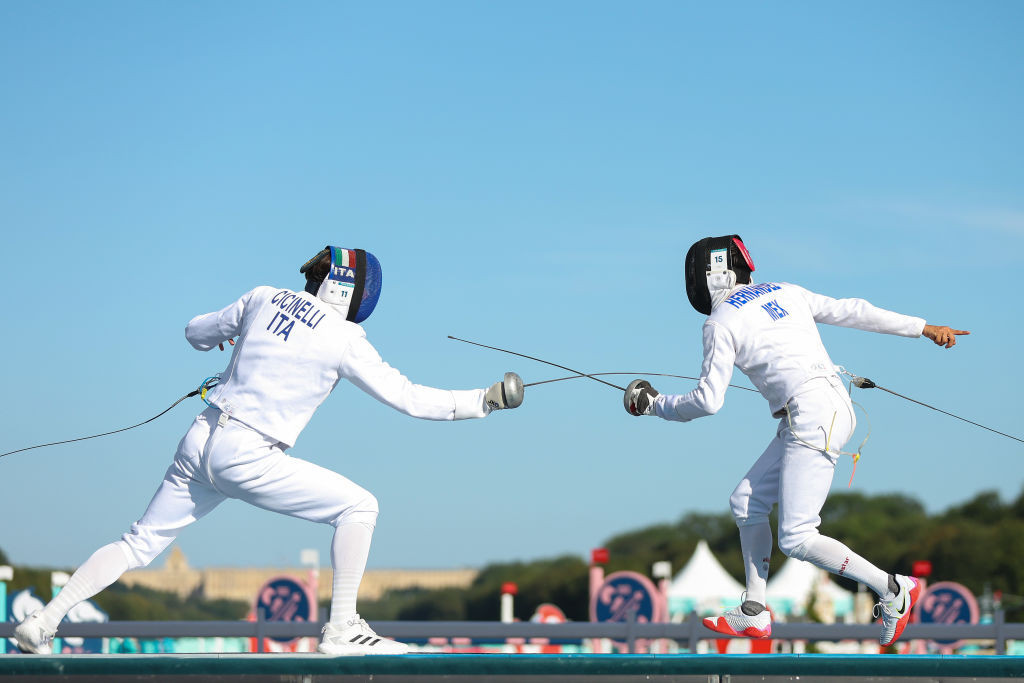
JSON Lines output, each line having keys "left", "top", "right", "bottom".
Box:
{"left": 185, "top": 286, "right": 489, "bottom": 447}
{"left": 655, "top": 282, "right": 925, "bottom": 422}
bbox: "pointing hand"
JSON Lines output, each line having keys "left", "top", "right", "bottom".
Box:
{"left": 922, "top": 325, "right": 969, "bottom": 349}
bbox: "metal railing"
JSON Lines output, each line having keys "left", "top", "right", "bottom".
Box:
{"left": 2, "top": 611, "right": 1023, "bottom": 655}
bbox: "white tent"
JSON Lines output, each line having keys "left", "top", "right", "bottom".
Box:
{"left": 667, "top": 540, "right": 744, "bottom": 617}
{"left": 766, "top": 557, "right": 855, "bottom": 620}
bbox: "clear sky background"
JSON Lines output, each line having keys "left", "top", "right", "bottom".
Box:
{"left": 1, "top": 1, "right": 1021, "bottom": 573}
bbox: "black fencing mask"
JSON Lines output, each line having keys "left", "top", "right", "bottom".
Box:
{"left": 684, "top": 235, "right": 755, "bottom": 315}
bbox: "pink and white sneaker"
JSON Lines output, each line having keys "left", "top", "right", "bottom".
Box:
{"left": 876, "top": 575, "right": 922, "bottom": 646}
{"left": 703, "top": 604, "right": 772, "bottom": 639}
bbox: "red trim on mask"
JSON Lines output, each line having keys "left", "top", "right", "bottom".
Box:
{"left": 732, "top": 237, "right": 755, "bottom": 272}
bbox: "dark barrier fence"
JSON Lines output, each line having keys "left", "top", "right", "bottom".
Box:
{"left": 2, "top": 653, "right": 1024, "bottom": 681}
{"left": 2, "top": 611, "right": 1023, "bottom": 655}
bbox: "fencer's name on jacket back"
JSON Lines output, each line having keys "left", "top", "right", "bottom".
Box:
{"left": 266, "top": 289, "right": 327, "bottom": 341}
{"left": 724, "top": 282, "right": 782, "bottom": 309}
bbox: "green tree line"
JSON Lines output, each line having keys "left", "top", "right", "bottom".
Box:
{"left": 3, "top": 488, "right": 1022, "bottom": 622}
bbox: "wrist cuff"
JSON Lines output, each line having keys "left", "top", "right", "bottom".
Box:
{"left": 453, "top": 389, "right": 489, "bottom": 420}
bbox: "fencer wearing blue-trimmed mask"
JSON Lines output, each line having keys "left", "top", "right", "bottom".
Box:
{"left": 14, "top": 243, "right": 524, "bottom": 658}
{"left": 300, "top": 246, "right": 382, "bottom": 323}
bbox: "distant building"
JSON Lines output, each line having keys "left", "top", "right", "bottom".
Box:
{"left": 118, "top": 546, "right": 478, "bottom": 604}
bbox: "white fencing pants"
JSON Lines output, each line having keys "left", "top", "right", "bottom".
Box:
{"left": 40, "top": 407, "right": 379, "bottom": 630}
{"left": 729, "top": 376, "right": 882, "bottom": 603}
{"left": 40, "top": 405, "right": 380, "bottom": 630}
{"left": 117, "top": 406, "right": 379, "bottom": 569}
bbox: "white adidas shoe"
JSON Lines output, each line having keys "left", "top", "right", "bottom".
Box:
{"left": 703, "top": 603, "right": 772, "bottom": 639}
{"left": 14, "top": 612, "right": 55, "bottom": 654}
{"left": 317, "top": 615, "right": 409, "bottom": 655}
{"left": 876, "top": 575, "right": 922, "bottom": 646}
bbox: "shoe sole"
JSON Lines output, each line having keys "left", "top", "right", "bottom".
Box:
{"left": 318, "top": 647, "right": 408, "bottom": 656}
{"left": 317, "top": 647, "right": 368, "bottom": 656}
{"left": 703, "top": 617, "right": 772, "bottom": 639}
{"left": 880, "top": 578, "right": 923, "bottom": 646}
{"left": 15, "top": 642, "right": 52, "bottom": 655}
{"left": 318, "top": 643, "right": 409, "bottom": 656}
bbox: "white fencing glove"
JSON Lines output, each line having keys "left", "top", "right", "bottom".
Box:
{"left": 485, "top": 372, "right": 524, "bottom": 410}
{"left": 624, "top": 379, "right": 658, "bottom": 416}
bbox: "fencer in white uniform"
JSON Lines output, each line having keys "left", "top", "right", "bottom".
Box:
{"left": 624, "top": 235, "right": 968, "bottom": 647}
{"left": 15, "top": 246, "right": 525, "bottom": 656}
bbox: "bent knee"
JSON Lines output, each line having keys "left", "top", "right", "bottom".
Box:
{"left": 729, "top": 495, "right": 748, "bottom": 520}
{"left": 334, "top": 490, "right": 379, "bottom": 528}
{"left": 778, "top": 530, "right": 817, "bottom": 558}
{"left": 729, "top": 482, "right": 752, "bottom": 519}
{"left": 117, "top": 532, "right": 166, "bottom": 570}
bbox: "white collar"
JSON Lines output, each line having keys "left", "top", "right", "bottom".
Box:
{"left": 708, "top": 272, "right": 753, "bottom": 311}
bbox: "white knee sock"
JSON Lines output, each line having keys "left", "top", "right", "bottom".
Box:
{"left": 791, "top": 535, "right": 889, "bottom": 597}
{"left": 41, "top": 543, "right": 130, "bottom": 632}
{"left": 739, "top": 522, "right": 773, "bottom": 605}
{"left": 329, "top": 521, "right": 374, "bottom": 623}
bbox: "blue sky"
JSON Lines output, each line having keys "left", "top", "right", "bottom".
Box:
{"left": 1, "top": 1, "right": 1021, "bottom": 573}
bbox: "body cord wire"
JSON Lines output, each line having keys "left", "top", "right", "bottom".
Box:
{"left": 0, "top": 377, "right": 220, "bottom": 459}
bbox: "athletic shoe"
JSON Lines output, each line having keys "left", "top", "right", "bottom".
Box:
{"left": 14, "top": 612, "right": 55, "bottom": 654}
{"left": 875, "top": 575, "right": 922, "bottom": 646}
{"left": 703, "top": 604, "right": 772, "bottom": 639}
{"left": 317, "top": 615, "right": 409, "bottom": 655}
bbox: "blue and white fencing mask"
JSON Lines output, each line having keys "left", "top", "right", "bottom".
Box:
{"left": 299, "top": 246, "right": 382, "bottom": 322}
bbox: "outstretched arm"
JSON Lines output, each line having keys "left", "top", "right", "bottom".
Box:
{"left": 341, "top": 336, "right": 522, "bottom": 420}
{"left": 922, "top": 324, "right": 970, "bottom": 349}
{"left": 649, "top": 321, "right": 737, "bottom": 422}
{"left": 795, "top": 285, "right": 925, "bottom": 338}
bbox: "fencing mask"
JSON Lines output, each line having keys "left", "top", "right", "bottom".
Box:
{"left": 299, "top": 246, "right": 382, "bottom": 323}
{"left": 684, "top": 235, "right": 755, "bottom": 315}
